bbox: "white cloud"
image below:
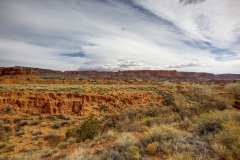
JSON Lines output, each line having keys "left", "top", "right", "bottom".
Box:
{"left": 135, "top": 0, "right": 240, "bottom": 47}
{"left": 0, "top": 39, "right": 81, "bottom": 70}
{"left": 0, "top": 0, "right": 239, "bottom": 73}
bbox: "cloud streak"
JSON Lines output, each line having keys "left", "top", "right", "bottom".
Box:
{"left": 0, "top": 0, "right": 239, "bottom": 73}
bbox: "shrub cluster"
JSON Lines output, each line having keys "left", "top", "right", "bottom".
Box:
{"left": 66, "top": 117, "right": 100, "bottom": 142}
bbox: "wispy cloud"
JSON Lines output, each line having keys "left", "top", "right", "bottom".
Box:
{"left": 179, "top": 0, "right": 206, "bottom": 5}
{"left": 167, "top": 62, "right": 203, "bottom": 69}
{"left": 60, "top": 51, "right": 87, "bottom": 58}
{"left": 0, "top": 0, "right": 239, "bottom": 73}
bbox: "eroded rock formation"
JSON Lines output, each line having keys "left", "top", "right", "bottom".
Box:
{"left": 1, "top": 66, "right": 240, "bottom": 81}
{"left": 0, "top": 91, "right": 162, "bottom": 116}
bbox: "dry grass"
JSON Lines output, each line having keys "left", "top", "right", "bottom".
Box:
{"left": 1, "top": 81, "right": 240, "bottom": 160}
{"left": 225, "top": 82, "right": 240, "bottom": 97}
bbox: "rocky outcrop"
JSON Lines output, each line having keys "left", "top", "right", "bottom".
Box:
{"left": 1, "top": 66, "right": 240, "bottom": 81}
{"left": 0, "top": 92, "right": 163, "bottom": 116}
{"left": 0, "top": 66, "right": 61, "bottom": 76}
{"left": 0, "top": 67, "right": 36, "bottom": 76}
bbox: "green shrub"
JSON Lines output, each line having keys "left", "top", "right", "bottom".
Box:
{"left": 44, "top": 133, "right": 62, "bottom": 147}
{"left": 196, "top": 121, "right": 222, "bottom": 137}
{"left": 125, "top": 145, "right": 141, "bottom": 160}
{"left": 167, "top": 153, "right": 194, "bottom": 160}
{"left": 185, "top": 85, "right": 228, "bottom": 111}
{"left": 159, "top": 92, "right": 175, "bottom": 106}
{"left": 210, "top": 120, "right": 240, "bottom": 160}
{"left": 225, "top": 83, "right": 240, "bottom": 98}
{"left": 193, "top": 110, "right": 240, "bottom": 159}
{"left": 98, "top": 149, "right": 124, "bottom": 160}
{"left": 98, "top": 133, "right": 141, "bottom": 160}
{"left": 116, "top": 132, "right": 138, "bottom": 148}
{"left": 141, "top": 125, "right": 213, "bottom": 158}
{"left": 211, "top": 132, "right": 240, "bottom": 160}
{"left": 66, "top": 117, "right": 100, "bottom": 142}
{"left": 141, "top": 106, "right": 161, "bottom": 117}
{"left": 194, "top": 110, "right": 240, "bottom": 137}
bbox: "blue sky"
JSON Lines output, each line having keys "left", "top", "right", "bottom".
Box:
{"left": 0, "top": 0, "right": 239, "bottom": 73}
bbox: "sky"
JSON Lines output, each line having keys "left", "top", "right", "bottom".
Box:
{"left": 0, "top": 0, "right": 240, "bottom": 74}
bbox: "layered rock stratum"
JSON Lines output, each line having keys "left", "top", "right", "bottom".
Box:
{"left": 0, "top": 66, "right": 240, "bottom": 81}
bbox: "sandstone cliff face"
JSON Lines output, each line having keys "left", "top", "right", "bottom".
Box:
{"left": 64, "top": 70, "right": 216, "bottom": 80}
{"left": 0, "top": 67, "right": 36, "bottom": 76}
{"left": 1, "top": 67, "right": 239, "bottom": 81}
{"left": 0, "top": 92, "right": 162, "bottom": 116}
{"left": 0, "top": 67, "right": 61, "bottom": 76}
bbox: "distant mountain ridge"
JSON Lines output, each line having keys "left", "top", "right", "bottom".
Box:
{"left": 0, "top": 66, "right": 239, "bottom": 81}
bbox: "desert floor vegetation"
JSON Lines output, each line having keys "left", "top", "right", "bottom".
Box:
{"left": 0, "top": 81, "right": 239, "bottom": 160}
